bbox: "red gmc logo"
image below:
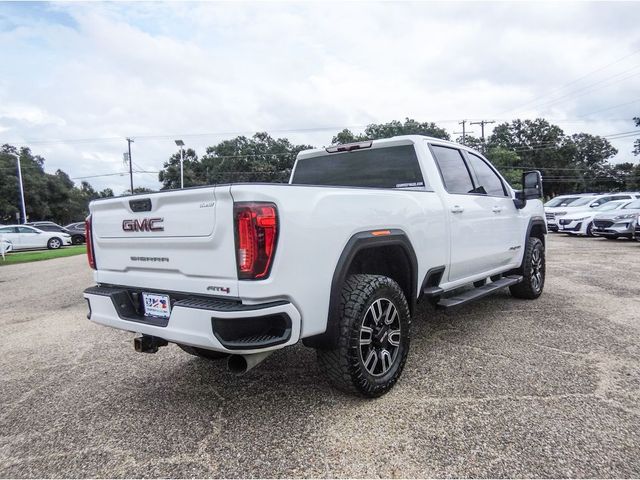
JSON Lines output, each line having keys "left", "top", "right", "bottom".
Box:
{"left": 122, "top": 218, "right": 164, "bottom": 232}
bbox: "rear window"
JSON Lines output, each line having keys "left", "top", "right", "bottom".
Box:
{"left": 291, "top": 145, "right": 426, "bottom": 189}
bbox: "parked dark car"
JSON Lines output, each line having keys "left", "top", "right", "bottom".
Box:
{"left": 64, "top": 222, "right": 87, "bottom": 245}
{"left": 26, "top": 221, "right": 85, "bottom": 245}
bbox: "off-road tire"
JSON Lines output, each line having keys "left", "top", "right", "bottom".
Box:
{"left": 47, "top": 237, "right": 62, "bottom": 250}
{"left": 177, "top": 344, "right": 228, "bottom": 360}
{"left": 317, "top": 274, "right": 411, "bottom": 397}
{"left": 509, "top": 236, "right": 545, "bottom": 299}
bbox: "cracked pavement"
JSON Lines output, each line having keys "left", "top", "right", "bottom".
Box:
{"left": 1, "top": 234, "right": 639, "bottom": 478}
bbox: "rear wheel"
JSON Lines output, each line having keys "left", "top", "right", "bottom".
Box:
{"left": 177, "top": 344, "right": 228, "bottom": 360}
{"left": 317, "top": 274, "right": 411, "bottom": 397}
{"left": 509, "top": 236, "right": 545, "bottom": 299}
{"left": 47, "top": 237, "right": 62, "bottom": 250}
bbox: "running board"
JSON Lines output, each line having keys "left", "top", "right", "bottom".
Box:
{"left": 437, "top": 275, "right": 523, "bottom": 309}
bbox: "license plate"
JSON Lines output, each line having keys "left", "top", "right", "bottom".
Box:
{"left": 142, "top": 292, "right": 171, "bottom": 319}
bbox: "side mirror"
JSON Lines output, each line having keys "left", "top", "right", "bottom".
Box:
{"left": 523, "top": 170, "right": 543, "bottom": 200}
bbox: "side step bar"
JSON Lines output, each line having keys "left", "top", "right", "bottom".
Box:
{"left": 437, "top": 275, "right": 523, "bottom": 309}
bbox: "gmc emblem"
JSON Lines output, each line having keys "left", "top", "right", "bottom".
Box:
{"left": 122, "top": 217, "right": 164, "bottom": 232}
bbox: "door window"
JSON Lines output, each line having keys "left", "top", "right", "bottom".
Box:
{"left": 466, "top": 153, "right": 507, "bottom": 197}
{"left": 431, "top": 145, "right": 475, "bottom": 194}
{"left": 17, "top": 227, "right": 37, "bottom": 233}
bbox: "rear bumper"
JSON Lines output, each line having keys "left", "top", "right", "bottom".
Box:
{"left": 84, "top": 285, "right": 301, "bottom": 354}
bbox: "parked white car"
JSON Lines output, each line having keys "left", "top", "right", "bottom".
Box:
{"left": 592, "top": 199, "right": 640, "bottom": 239}
{"left": 544, "top": 194, "right": 595, "bottom": 231}
{"left": 557, "top": 200, "right": 630, "bottom": 236}
{"left": 0, "top": 225, "right": 72, "bottom": 250}
{"left": 547, "top": 193, "right": 640, "bottom": 231}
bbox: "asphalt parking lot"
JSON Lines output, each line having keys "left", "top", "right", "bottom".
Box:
{"left": 1, "top": 234, "right": 640, "bottom": 478}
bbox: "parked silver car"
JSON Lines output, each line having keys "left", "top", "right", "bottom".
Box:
{"left": 592, "top": 199, "right": 640, "bottom": 239}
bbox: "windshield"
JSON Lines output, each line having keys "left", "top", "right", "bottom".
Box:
{"left": 545, "top": 196, "right": 582, "bottom": 207}
{"left": 622, "top": 199, "right": 640, "bottom": 209}
{"left": 596, "top": 201, "right": 624, "bottom": 211}
{"left": 567, "top": 197, "right": 595, "bottom": 207}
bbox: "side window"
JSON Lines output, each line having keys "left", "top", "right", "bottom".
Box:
{"left": 17, "top": 227, "right": 36, "bottom": 233}
{"left": 466, "top": 153, "right": 507, "bottom": 197}
{"left": 0, "top": 227, "right": 14, "bottom": 233}
{"left": 611, "top": 195, "right": 631, "bottom": 201}
{"left": 431, "top": 145, "right": 474, "bottom": 194}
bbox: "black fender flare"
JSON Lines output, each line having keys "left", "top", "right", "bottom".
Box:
{"left": 303, "top": 229, "right": 418, "bottom": 350}
{"left": 527, "top": 216, "right": 547, "bottom": 243}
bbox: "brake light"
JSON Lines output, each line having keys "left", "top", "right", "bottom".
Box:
{"left": 85, "top": 215, "right": 96, "bottom": 270}
{"left": 234, "top": 202, "right": 278, "bottom": 280}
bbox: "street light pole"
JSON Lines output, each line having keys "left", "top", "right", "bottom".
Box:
{"left": 15, "top": 154, "right": 27, "bottom": 223}
{"left": 175, "top": 140, "right": 185, "bottom": 189}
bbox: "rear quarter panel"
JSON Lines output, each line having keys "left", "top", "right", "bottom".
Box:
{"left": 230, "top": 184, "right": 447, "bottom": 337}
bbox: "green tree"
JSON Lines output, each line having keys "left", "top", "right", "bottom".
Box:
{"left": 158, "top": 148, "right": 201, "bottom": 190}
{"left": 488, "top": 119, "right": 581, "bottom": 195}
{"left": 0, "top": 144, "right": 105, "bottom": 224}
{"left": 331, "top": 118, "right": 450, "bottom": 144}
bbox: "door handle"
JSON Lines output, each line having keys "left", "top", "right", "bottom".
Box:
{"left": 451, "top": 205, "right": 464, "bottom": 214}
{"left": 492, "top": 206, "right": 503, "bottom": 213}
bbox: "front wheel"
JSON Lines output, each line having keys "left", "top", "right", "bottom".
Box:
{"left": 47, "top": 237, "right": 62, "bottom": 250}
{"left": 586, "top": 222, "right": 594, "bottom": 237}
{"left": 510, "top": 236, "right": 545, "bottom": 299}
{"left": 317, "top": 274, "right": 411, "bottom": 397}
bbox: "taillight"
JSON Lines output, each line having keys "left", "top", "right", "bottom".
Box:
{"left": 234, "top": 202, "right": 278, "bottom": 280}
{"left": 85, "top": 215, "right": 96, "bottom": 270}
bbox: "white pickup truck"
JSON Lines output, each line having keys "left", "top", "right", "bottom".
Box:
{"left": 83, "top": 135, "right": 546, "bottom": 397}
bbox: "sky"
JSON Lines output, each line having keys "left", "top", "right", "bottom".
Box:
{"left": 0, "top": 1, "right": 639, "bottom": 194}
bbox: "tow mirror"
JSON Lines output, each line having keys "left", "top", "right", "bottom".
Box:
{"left": 523, "top": 170, "right": 543, "bottom": 200}
{"left": 514, "top": 170, "right": 543, "bottom": 209}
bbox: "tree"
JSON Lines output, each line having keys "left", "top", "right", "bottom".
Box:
{"left": 488, "top": 119, "right": 582, "bottom": 195}
{"left": 158, "top": 133, "right": 313, "bottom": 187}
{"left": 0, "top": 144, "right": 105, "bottom": 224}
{"left": 123, "top": 187, "right": 156, "bottom": 195}
{"left": 455, "top": 134, "right": 484, "bottom": 151}
{"left": 485, "top": 147, "right": 523, "bottom": 186}
{"left": 158, "top": 148, "right": 201, "bottom": 190}
{"left": 568, "top": 133, "right": 618, "bottom": 192}
{"left": 331, "top": 118, "right": 450, "bottom": 144}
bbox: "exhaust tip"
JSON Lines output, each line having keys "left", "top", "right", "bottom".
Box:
{"left": 227, "top": 355, "right": 248, "bottom": 375}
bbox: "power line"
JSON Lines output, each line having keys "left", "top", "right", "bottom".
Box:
{"left": 498, "top": 47, "right": 640, "bottom": 115}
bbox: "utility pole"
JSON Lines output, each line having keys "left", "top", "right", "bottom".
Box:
{"left": 126, "top": 138, "right": 134, "bottom": 194}
{"left": 458, "top": 120, "right": 468, "bottom": 143}
{"left": 470, "top": 120, "right": 495, "bottom": 144}
{"left": 15, "top": 153, "right": 27, "bottom": 223}
{"left": 454, "top": 120, "right": 474, "bottom": 145}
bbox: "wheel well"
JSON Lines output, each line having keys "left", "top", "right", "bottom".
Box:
{"left": 529, "top": 222, "right": 546, "bottom": 245}
{"left": 346, "top": 245, "right": 413, "bottom": 314}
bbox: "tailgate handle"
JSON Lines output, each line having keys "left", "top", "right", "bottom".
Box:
{"left": 130, "top": 198, "right": 152, "bottom": 212}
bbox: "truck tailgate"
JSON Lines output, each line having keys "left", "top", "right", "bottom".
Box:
{"left": 90, "top": 186, "right": 238, "bottom": 296}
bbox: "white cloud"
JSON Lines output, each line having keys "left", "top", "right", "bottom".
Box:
{"left": 0, "top": 1, "right": 638, "bottom": 193}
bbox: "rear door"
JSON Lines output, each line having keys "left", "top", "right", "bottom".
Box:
{"left": 430, "top": 144, "right": 515, "bottom": 283}
{"left": 464, "top": 151, "right": 520, "bottom": 265}
{"left": 16, "top": 226, "right": 45, "bottom": 248}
